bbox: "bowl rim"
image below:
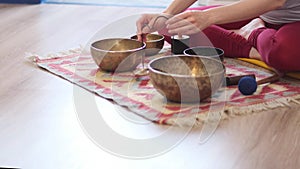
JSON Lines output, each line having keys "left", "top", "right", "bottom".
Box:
{"left": 183, "top": 46, "right": 224, "bottom": 56}
{"left": 90, "top": 38, "right": 146, "bottom": 53}
{"left": 148, "top": 55, "right": 225, "bottom": 78}
{"left": 131, "top": 33, "right": 165, "bottom": 43}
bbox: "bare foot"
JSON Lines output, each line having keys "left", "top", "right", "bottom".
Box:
{"left": 233, "top": 18, "right": 265, "bottom": 40}
{"left": 249, "top": 47, "right": 262, "bottom": 60}
{"left": 231, "top": 18, "right": 265, "bottom": 60}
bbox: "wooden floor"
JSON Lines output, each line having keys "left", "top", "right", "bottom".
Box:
{"left": 0, "top": 3, "right": 300, "bottom": 169}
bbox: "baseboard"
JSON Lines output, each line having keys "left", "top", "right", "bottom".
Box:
{"left": 0, "top": 0, "right": 42, "bottom": 4}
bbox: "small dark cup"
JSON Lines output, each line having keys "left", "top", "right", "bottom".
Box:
{"left": 171, "top": 35, "right": 190, "bottom": 54}
{"left": 184, "top": 46, "right": 224, "bottom": 62}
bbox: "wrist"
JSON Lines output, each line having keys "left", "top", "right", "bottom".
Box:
{"left": 203, "top": 9, "right": 217, "bottom": 26}
{"left": 162, "top": 9, "right": 175, "bottom": 15}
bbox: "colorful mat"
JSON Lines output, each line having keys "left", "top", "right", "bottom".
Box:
{"left": 28, "top": 47, "right": 300, "bottom": 127}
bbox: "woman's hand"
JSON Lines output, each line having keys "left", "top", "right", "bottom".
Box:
{"left": 165, "top": 10, "right": 212, "bottom": 35}
{"left": 136, "top": 13, "right": 170, "bottom": 41}
{"left": 165, "top": 0, "right": 286, "bottom": 36}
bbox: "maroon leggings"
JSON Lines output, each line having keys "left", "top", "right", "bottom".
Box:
{"left": 159, "top": 5, "right": 300, "bottom": 72}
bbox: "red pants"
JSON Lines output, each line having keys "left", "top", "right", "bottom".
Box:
{"left": 160, "top": 5, "right": 300, "bottom": 72}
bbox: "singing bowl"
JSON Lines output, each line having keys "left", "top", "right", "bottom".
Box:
{"left": 148, "top": 55, "right": 225, "bottom": 103}
{"left": 90, "top": 38, "right": 146, "bottom": 72}
{"left": 184, "top": 46, "right": 224, "bottom": 62}
{"left": 131, "top": 33, "right": 164, "bottom": 56}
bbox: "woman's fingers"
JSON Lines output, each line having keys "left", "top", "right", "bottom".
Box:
{"left": 136, "top": 14, "right": 150, "bottom": 33}
{"left": 137, "top": 11, "right": 208, "bottom": 37}
{"left": 165, "top": 11, "right": 206, "bottom": 35}
{"left": 166, "top": 18, "right": 188, "bottom": 30}
{"left": 168, "top": 23, "right": 198, "bottom": 35}
{"left": 136, "top": 14, "right": 152, "bottom": 41}
{"left": 166, "top": 11, "right": 191, "bottom": 25}
{"left": 167, "top": 18, "right": 198, "bottom": 35}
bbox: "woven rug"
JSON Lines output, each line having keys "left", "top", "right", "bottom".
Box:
{"left": 27, "top": 46, "right": 300, "bottom": 127}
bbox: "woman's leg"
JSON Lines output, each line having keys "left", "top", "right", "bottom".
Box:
{"left": 248, "top": 21, "right": 300, "bottom": 71}
{"left": 190, "top": 25, "right": 253, "bottom": 57}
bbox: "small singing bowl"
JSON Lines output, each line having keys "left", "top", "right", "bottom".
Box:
{"left": 184, "top": 46, "right": 224, "bottom": 62}
{"left": 131, "top": 33, "right": 164, "bottom": 56}
{"left": 148, "top": 55, "right": 225, "bottom": 103}
{"left": 90, "top": 38, "right": 146, "bottom": 72}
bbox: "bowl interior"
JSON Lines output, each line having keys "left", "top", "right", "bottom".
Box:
{"left": 184, "top": 46, "right": 224, "bottom": 61}
{"left": 131, "top": 33, "right": 164, "bottom": 43}
{"left": 91, "top": 38, "right": 144, "bottom": 52}
{"left": 149, "top": 55, "right": 224, "bottom": 77}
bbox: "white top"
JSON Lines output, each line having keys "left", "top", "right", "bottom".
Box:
{"left": 260, "top": 0, "right": 300, "bottom": 24}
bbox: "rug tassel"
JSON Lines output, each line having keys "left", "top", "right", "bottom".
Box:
{"left": 167, "top": 110, "right": 227, "bottom": 127}
{"left": 227, "top": 95, "right": 300, "bottom": 116}
{"left": 167, "top": 95, "right": 300, "bottom": 127}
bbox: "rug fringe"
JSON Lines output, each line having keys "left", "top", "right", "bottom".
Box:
{"left": 227, "top": 95, "right": 300, "bottom": 116}
{"left": 24, "top": 46, "right": 83, "bottom": 62}
{"left": 167, "top": 110, "right": 227, "bottom": 128}
{"left": 167, "top": 95, "right": 300, "bottom": 127}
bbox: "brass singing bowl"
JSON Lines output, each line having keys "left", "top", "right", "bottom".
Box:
{"left": 148, "top": 55, "right": 225, "bottom": 103}
{"left": 90, "top": 38, "right": 146, "bottom": 72}
{"left": 131, "top": 33, "right": 164, "bottom": 56}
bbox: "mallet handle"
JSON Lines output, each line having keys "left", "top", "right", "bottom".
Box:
{"left": 257, "top": 74, "right": 280, "bottom": 85}
{"left": 226, "top": 74, "right": 256, "bottom": 86}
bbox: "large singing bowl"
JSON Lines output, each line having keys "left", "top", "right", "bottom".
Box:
{"left": 90, "top": 38, "right": 146, "bottom": 72}
{"left": 148, "top": 55, "right": 225, "bottom": 103}
{"left": 131, "top": 33, "right": 164, "bottom": 56}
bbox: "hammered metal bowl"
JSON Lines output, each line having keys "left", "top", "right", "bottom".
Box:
{"left": 131, "top": 33, "right": 164, "bottom": 56}
{"left": 90, "top": 38, "right": 146, "bottom": 72}
{"left": 184, "top": 46, "right": 224, "bottom": 62}
{"left": 148, "top": 55, "right": 225, "bottom": 103}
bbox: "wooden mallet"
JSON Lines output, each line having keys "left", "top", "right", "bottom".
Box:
{"left": 226, "top": 74, "right": 280, "bottom": 95}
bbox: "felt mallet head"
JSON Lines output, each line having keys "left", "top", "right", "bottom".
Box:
{"left": 238, "top": 76, "right": 258, "bottom": 95}
{"left": 237, "top": 74, "right": 280, "bottom": 95}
